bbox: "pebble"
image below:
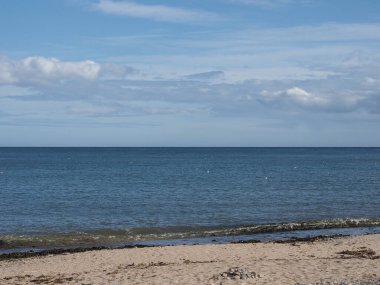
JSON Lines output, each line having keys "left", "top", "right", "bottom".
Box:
{"left": 213, "top": 267, "right": 258, "bottom": 281}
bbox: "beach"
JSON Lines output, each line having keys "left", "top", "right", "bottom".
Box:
{"left": 1, "top": 233, "right": 379, "bottom": 285}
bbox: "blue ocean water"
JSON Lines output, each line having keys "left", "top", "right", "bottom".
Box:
{"left": 0, "top": 147, "right": 380, "bottom": 249}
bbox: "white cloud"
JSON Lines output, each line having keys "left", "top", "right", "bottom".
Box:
{"left": 21, "top": 56, "right": 101, "bottom": 81}
{"left": 260, "top": 87, "right": 334, "bottom": 110}
{"left": 286, "top": 87, "right": 328, "bottom": 107}
{"left": 94, "top": 0, "right": 219, "bottom": 23}
{"left": 0, "top": 56, "right": 16, "bottom": 84}
{"left": 0, "top": 56, "right": 134, "bottom": 86}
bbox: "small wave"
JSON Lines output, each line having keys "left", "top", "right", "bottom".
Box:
{"left": 1, "top": 217, "right": 380, "bottom": 250}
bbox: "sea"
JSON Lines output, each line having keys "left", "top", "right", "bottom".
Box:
{"left": 1, "top": 147, "right": 380, "bottom": 254}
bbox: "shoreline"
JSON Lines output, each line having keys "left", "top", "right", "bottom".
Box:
{"left": 0, "top": 234, "right": 348, "bottom": 261}
{"left": 2, "top": 218, "right": 380, "bottom": 256}
{"left": 1, "top": 233, "right": 379, "bottom": 284}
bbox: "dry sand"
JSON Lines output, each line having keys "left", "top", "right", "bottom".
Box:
{"left": 1, "top": 234, "right": 380, "bottom": 285}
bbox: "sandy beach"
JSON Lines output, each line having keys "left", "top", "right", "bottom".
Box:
{"left": 1, "top": 234, "right": 379, "bottom": 285}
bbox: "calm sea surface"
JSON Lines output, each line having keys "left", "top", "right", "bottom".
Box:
{"left": 1, "top": 147, "right": 380, "bottom": 250}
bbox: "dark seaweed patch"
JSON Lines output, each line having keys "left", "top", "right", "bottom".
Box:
{"left": 0, "top": 244, "right": 152, "bottom": 261}
{"left": 337, "top": 248, "right": 380, "bottom": 259}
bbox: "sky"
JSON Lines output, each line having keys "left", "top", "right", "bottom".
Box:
{"left": 1, "top": 0, "right": 380, "bottom": 146}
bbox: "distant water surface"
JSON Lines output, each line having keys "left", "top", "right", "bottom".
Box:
{"left": 0, "top": 147, "right": 379, "bottom": 250}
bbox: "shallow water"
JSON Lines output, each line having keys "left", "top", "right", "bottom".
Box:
{"left": 1, "top": 147, "right": 379, "bottom": 250}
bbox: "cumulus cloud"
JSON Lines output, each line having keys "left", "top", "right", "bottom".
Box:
{"left": 21, "top": 57, "right": 101, "bottom": 81}
{"left": 259, "top": 86, "right": 361, "bottom": 112}
{"left": 94, "top": 0, "right": 219, "bottom": 23}
{"left": 286, "top": 87, "right": 328, "bottom": 107}
{"left": 0, "top": 56, "right": 134, "bottom": 86}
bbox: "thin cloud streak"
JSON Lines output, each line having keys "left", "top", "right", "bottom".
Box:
{"left": 94, "top": 0, "right": 219, "bottom": 23}
{"left": 230, "top": 0, "right": 313, "bottom": 8}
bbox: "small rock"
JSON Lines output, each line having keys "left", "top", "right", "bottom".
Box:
{"left": 212, "top": 267, "right": 260, "bottom": 282}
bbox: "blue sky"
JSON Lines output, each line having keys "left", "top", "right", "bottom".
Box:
{"left": 1, "top": 0, "right": 380, "bottom": 146}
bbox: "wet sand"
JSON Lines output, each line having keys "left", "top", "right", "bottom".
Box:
{"left": 1, "top": 234, "right": 379, "bottom": 285}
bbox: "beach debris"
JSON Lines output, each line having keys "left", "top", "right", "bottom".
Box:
{"left": 212, "top": 267, "right": 259, "bottom": 281}
{"left": 275, "top": 234, "right": 346, "bottom": 244}
{"left": 337, "top": 247, "right": 380, "bottom": 259}
{"left": 231, "top": 239, "right": 261, "bottom": 244}
{"left": 2, "top": 273, "right": 79, "bottom": 284}
{"left": 183, "top": 259, "right": 217, "bottom": 264}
